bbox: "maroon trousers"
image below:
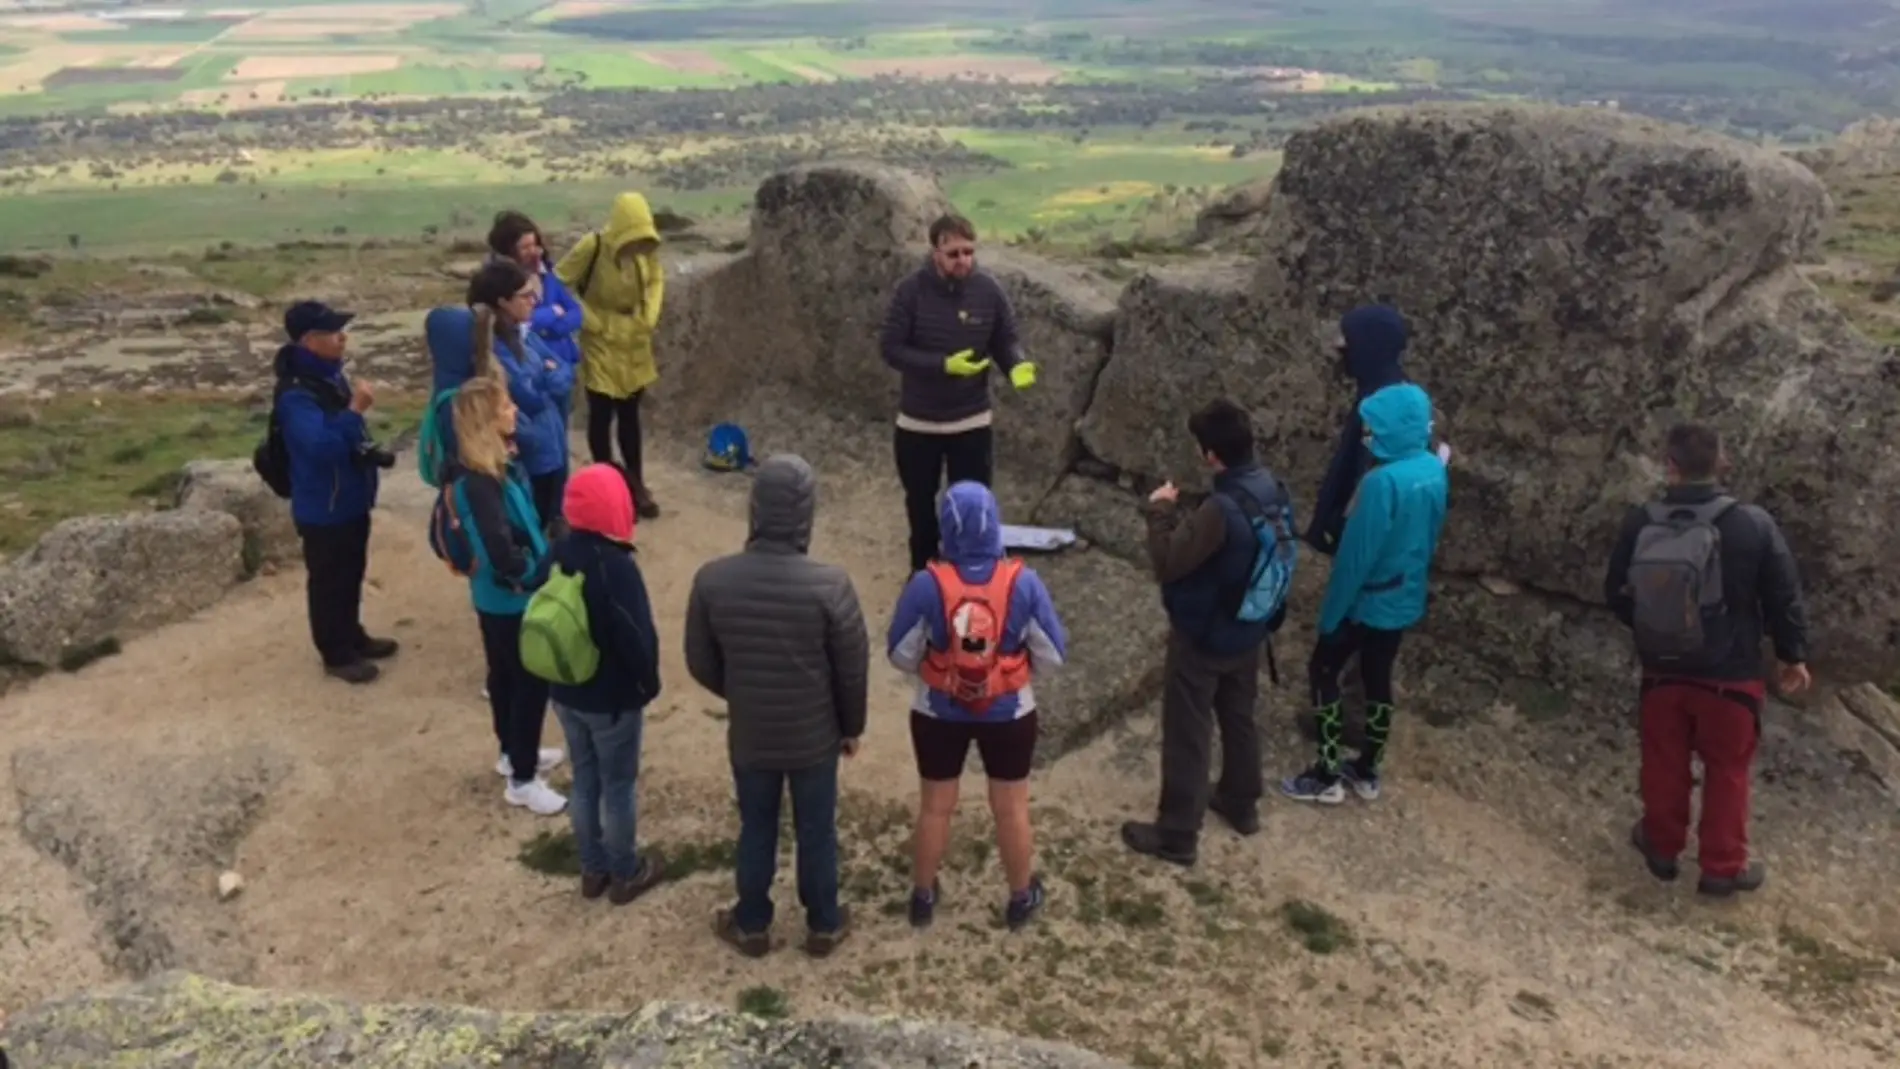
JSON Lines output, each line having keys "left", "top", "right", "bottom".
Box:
{"left": 1638, "top": 677, "right": 1764, "bottom": 880}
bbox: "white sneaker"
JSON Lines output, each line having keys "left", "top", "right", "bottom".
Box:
{"left": 495, "top": 748, "right": 564, "bottom": 778}
{"left": 505, "top": 777, "right": 567, "bottom": 816}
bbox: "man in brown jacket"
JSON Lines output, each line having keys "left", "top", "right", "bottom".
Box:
{"left": 1121, "top": 399, "right": 1292, "bottom": 867}
{"left": 685, "top": 454, "right": 870, "bottom": 957}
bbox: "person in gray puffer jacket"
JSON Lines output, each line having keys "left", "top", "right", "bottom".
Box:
{"left": 684, "top": 453, "right": 869, "bottom": 958}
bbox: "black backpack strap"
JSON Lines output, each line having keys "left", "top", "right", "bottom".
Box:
{"left": 575, "top": 231, "right": 604, "bottom": 300}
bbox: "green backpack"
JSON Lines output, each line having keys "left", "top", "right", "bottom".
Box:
{"left": 520, "top": 564, "right": 601, "bottom": 686}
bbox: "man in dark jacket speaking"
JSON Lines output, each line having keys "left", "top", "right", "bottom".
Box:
{"left": 880, "top": 213, "right": 1038, "bottom": 574}
{"left": 685, "top": 454, "right": 871, "bottom": 958}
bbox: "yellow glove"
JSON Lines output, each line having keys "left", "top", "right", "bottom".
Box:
{"left": 1010, "top": 361, "right": 1037, "bottom": 390}
{"left": 944, "top": 349, "right": 991, "bottom": 377}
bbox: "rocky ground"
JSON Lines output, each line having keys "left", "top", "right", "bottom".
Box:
{"left": 0, "top": 423, "right": 1895, "bottom": 1068}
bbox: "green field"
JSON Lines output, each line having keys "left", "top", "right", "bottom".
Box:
{"left": 0, "top": 391, "right": 425, "bottom": 554}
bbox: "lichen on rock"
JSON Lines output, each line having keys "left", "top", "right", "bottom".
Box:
{"left": 5, "top": 972, "right": 1132, "bottom": 1068}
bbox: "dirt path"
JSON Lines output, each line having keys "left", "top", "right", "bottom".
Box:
{"left": 1, "top": 445, "right": 1895, "bottom": 1067}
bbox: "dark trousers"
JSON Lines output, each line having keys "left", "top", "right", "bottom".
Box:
{"left": 732, "top": 757, "right": 842, "bottom": 935}
{"left": 893, "top": 424, "right": 993, "bottom": 573}
{"left": 1640, "top": 677, "right": 1763, "bottom": 879}
{"left": 586, "top": 389, "right": 645, "bottom": 490}
{"left": 1309, "top": 623, "right": 1405, "bottom": 774}
{"left": 298, "top": 516, "right": 371, "bottom": 668}
{"left": 1156, "top": 631, "right": 1264, "bottom": 836}
{"left": 478, "top": 611, "right": 550, "bottom": 785}
{"left": 530, "top": 469, "right": 567, "bottom": 533}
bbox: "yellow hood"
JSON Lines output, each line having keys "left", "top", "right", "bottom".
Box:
{"left": 604, "top": 192, "right": 659, "bottom": 252}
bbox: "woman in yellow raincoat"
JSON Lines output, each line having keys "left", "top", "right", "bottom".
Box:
{"left": 556, "top": 192, "right": 665, "bottom": 518}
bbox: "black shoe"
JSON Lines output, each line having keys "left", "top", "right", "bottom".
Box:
{"left": 1005, "top": 875, "right": 1047, "bottom": 931}
{"left": 325, "top": 660, "right": 379, "bottom": 685}
{"left": 608, "top": 851, "right": 667, "bottom": 906}
{"left": 357, "top": 636, "right": 400, "bottom": 661}
{"left": 1629, "top": 820, "right": 1679, "bottom": 882}
{"left": 909, "top": 881, "right": 940, "bottom": 929}
{"left": 1697, "top": 861, "right": 1766, "bottom": 898}
{"left": 634, "top": 486, "right": 660, "bottom": 520}
{"left": 1120, "top": 821, "right": 1196, "bottom": 867}
{"left": 1207, "top": 795, "right": 1261, "bottom": 836}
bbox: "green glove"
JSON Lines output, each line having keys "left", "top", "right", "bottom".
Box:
{"left": 1010, "top": 361, "right": 1037, "bottom": 390}
{"left": 944, "top": 349, "right": 991, "bottom": 377}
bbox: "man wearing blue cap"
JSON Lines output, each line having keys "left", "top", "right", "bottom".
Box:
{"left": 276, "top": 300, "right": 398, "bottom": 684}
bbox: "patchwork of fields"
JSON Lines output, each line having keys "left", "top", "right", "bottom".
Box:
{"left": 1, "top": 0, "right": 1288, "bottom": 111}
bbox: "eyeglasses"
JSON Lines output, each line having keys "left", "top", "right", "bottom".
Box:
{"left": 941, "top": 247, "right": 975, "bottom": 260}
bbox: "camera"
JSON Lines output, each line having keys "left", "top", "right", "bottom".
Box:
{"left": 355, "top": 442, "right": 398, "bottom": 470}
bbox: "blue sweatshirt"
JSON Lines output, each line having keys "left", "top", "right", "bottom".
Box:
{"left": 274, "top": 344, "right": 378, "bottom": 526}
{"left": 887, "top": 481, "right": 1067, "bottom": 723}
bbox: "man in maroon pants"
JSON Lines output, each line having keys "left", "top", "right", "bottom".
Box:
{"left": 1603, "top": 423, "right": 1811, "bottom": 897}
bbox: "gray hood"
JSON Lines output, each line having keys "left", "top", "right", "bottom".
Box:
{"left": 747, "top": 454, "right": 815, "bottom": 553}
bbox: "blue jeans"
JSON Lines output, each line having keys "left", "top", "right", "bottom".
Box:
{"left": 732, "top": 757, "right": 841, "bottom": 935}
{"left": 554, "top": 704, "right": 644, "bottom": 879}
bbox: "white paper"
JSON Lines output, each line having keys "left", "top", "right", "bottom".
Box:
{"left": 1000, "top": 525, "right": 1078, "bottom": 552}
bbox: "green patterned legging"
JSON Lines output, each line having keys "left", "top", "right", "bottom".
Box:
{"left": 1308, "top": 624, "right": 1406, "bottom": 776}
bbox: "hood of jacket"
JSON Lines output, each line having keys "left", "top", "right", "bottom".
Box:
{"left": 748, "top": 454, "right": 814, "bottom": 552}
{"left": 605, "top": 192, "right": 660, "bottom": 254}
{"left": 274, "top": 342, "right": 344, "bottom": 384}
{"left": 939, "top": 480, "right": 1004, "bottom": 565}
{"left": 1340, "top": 304, "right": 1408, "bottom": 398}
{"left": 564, "top": 463, "right": 635, "bottom": 544}
{"left": 425, "top": 305, "right": 477, "bottom": 392}
{"left": 1361, "top": 382, "right": 1433, "bottom": 462}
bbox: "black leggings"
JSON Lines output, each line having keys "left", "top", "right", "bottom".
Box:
{"left": 1308, "top": 624, "right": 1406, "bottom": 776}
{"left": 585, "top": 390, "right": 644, "bottom": 487}
{"left": 478, "top": 610, "right": 550, "bottom": 785}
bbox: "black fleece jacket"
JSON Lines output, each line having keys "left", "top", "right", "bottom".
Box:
{"left": 1603, "top": 483, "right": 1811, "bottom": 681}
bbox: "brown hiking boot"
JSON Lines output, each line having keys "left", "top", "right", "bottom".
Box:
{"left": 580, "top": 873, "right": 610, "bottom": 900}
{"left": 1697, "top": 861, "right": 1765, "bottom": 898}
{"left": 608, "top": 852, "right": 666, "bottom": 906}
{"left": 803, "top": 905, "right": 853, "bottom": 959}
{"left": 713, "top": 908, "right": 770, "bottom": 958}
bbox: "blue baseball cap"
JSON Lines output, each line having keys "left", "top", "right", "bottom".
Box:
{"left": 284, "top": 300, "right": 354, "bottom": 340}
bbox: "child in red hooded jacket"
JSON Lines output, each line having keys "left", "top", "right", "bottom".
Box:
{"left": 547, "top": 462, "right": 665, "bottom": 905}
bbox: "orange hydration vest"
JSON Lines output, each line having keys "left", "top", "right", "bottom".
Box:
{"left": 919, "top": 558, "right": 1034, "bottom": 715}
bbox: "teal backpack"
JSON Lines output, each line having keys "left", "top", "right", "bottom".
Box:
{"left": 520, "top": 563, "right": 600, "bottom": 686}
{"left": 417, "top": 386, "right": 459, "bottom": 489}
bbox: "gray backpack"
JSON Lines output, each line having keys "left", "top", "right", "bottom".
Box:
{"left": 1627, "top": 496, "right": 1736, "bottom": 662}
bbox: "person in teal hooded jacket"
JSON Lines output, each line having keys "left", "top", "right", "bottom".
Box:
{"left": 1282, "top": 382, "right": 1448, "bottom": 806}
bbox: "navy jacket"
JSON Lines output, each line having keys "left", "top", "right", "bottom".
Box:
{"left": 1150, "top": 463, "right": 1288, "bottom": 657}
{"left": 274, "top": 344, "right": 378, "bottom": 526}
{"left": 1307, "top": 304, "right": 1408, "bottom": 555}
{"left": 878, "top": 259, "right": 1025, "bottom": 423}
{"left": 548, "top": 531, "right": 662, "bottom": 715}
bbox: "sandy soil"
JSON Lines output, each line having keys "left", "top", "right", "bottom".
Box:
{"left": 226, "top": 54, "right": 403, "bottom": 80}
{"left": 0, "top": 430, "right": 1895, "bottom": 1066}
{"left": 833, "top": 55, "right": 1063, "bottom": 84}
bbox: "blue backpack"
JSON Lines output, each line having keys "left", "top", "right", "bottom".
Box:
{"left": 703, "top": 421, "right": 753, "bottom": 472}
{"left": 1228, "top": 482, "right": 1299, "bottom": 628}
